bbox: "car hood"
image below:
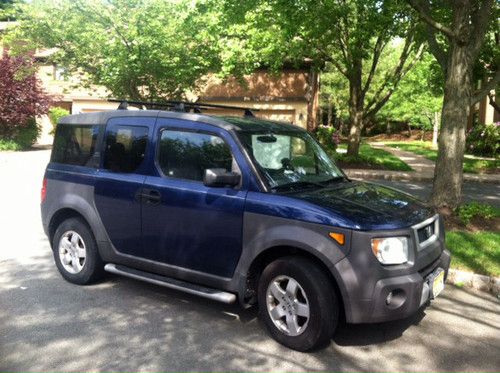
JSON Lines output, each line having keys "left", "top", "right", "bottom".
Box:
{"left": 293, "top": 181, "right": 433, "bottom": 230}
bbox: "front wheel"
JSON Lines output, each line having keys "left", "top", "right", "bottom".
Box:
{"left": 258, "top": 256, "right": 339, "bottom": 351}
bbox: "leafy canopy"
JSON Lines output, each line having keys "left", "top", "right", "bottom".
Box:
{"left": 7, "top": 0, "right": 222, "bottom": 100}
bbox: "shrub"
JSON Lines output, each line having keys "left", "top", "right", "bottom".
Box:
{"left": 0, "top": 139, "right": 23, "bottom": 151}
{"left": 314, "top": 125, "right": 339, "bottom": 151}
{"left": 48, "top": 107, "right": 70, "bottom": 135}
{"left": 456, "top": 202, "right": 496, "bottom": 225}
{"left": 12, "top": 118, "right": 41, "bottom": 149}
{"left": 465, "top": 122, "right": 499, "bottom": 157}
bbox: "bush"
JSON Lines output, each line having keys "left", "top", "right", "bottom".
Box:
{"left": 48, "top": 107, "right": 70, "bottom": 135}
{"left": 314, "top": 125, "right": 339, "bottom": 151}
{"left": 0, "top": 139, "right": 23, "bottom": 151}
{"left": 465, "top": 122, "right": 499, "bottom": 157}
{"left": 456, "top": 202, "right": 497, "bottom": 225}
{"left": 13, "top": 118, "right": 41, "bottom": 149}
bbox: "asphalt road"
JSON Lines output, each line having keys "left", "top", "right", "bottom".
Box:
{"left": 1, "top": 149, "right": 499, "bottom": 372}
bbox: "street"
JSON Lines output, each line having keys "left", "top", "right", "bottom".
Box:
{"left": 1, "top": 149, "right": 499, "bottom": 372}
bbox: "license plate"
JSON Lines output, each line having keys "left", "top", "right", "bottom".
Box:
{"left": 432, "top": 269, "right": 445, "bottom": 298}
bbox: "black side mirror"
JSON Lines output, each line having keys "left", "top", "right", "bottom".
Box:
{"left": 203, "top": 168, "right": 241, "bottom": 188}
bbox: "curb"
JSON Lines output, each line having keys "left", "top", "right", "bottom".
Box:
{"left": 344, "top": 169, "right": 499, "bottom": 184}
{"left": 446, "top": 268, "right": 500, "bottom": 297}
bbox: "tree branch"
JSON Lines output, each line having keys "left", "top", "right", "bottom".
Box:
{"left": 362, "top": 35, "right": 387, "bottom": 96}
{"left": 365, "top": 32, "right": 415, "bottom": 112}
{"left": 425, "top": 23, "right": 447, "bottom": 71}
{"left": 470, "top": 0, "right": 495, "bottom": 58}
{"left": 365, "top": 42, "right": 425, "bottom": 119}
{"left": 487, "top": 92, "right": 500, "bottom": 114}
{"left": 471, "top": 70, "right": 500, "bottom": 105}
{"left": 407, "top": 0, "right": 456, "bottom": 39}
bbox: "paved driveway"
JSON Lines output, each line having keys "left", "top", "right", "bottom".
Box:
{"left": 1, "top": 150, "right": 499, "bottom": 372}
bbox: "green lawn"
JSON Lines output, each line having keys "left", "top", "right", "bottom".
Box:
{"left": 385, "top": 141, "right": 499, "bottom": 174}
{"left": 446, "top": 231, "right": 500, "bottom": 277}
{"left": 335, "top": 143, "right": 412, "bottom": 171}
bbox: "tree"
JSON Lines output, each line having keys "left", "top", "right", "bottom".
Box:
{"left": 7, "top": 0, "right": 222, "bottom": 101}
{"left": 217, "top": 0, "right": 424, "bottom": 155}
{"left": 378, "top": 52, "right": 443, "bottom": 139}
{"left": 0, "top": 50, "right": 52, "bottom": 139}
{"left": 408, "top": 0, "right": 499, "bottom": 209}
{"left": 0, "top": 0, "right": 17, "bottom": 21}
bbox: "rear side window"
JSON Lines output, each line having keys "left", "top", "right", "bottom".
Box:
{"left": 103, "top": 125, "right": 148, "bottom": 173}
{"left": 52, "top": 125, "right": 100, "bottom": 167}
{"left": 158, "top": 130, "right": 234, "bottom": 181}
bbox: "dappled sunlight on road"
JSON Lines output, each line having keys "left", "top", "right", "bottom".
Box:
{"left": 1, "top": 149, "right": 499, "bottom": 371}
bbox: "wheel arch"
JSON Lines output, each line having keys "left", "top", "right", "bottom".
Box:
{"left": 241, "top": 245, "right": 349, "bottom": 321}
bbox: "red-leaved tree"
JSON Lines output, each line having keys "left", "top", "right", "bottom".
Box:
{"left": 0, "top": 50, "right": 52, "bottom": 138}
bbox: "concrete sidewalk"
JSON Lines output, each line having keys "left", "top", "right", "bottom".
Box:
{"left": 344, "top": 143, "right": 500, "bottom": 184}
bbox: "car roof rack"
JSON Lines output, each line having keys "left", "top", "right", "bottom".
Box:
{"left": 109, "top": 99, "right": 258, "bottom": 117}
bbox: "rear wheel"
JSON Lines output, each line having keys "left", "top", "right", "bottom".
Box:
{"left": 52, "top": 217, "right": 104, "bottom": 285}
{"left": 258, "top": 256, "right": 338, "bottom": 351}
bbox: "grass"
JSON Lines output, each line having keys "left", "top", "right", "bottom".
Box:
{"left": 335, "top": 143, "right": 412, "bottom": 171}
{"left": 446, "top": 231, "right": 500, "bottom": 277}
{"left": 385, "top": 141, "right": 499, "bottom": 174}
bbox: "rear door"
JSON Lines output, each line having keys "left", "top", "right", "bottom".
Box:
{"left": 140, "top": 118, "right": 248, "bottom": 278}
{"left": 94, "top": 116, "right": 154, "bottom": 256}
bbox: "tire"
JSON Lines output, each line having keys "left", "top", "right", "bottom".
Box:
{"left": 52, "top": 217, "right": 104, "bottom": 285}
{"left": 258, "top": 256, "right": 338, "bottom": 351}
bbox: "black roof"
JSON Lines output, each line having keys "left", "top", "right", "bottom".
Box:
{"left": 58, "top": 110, "right": 304, "bottom": 133}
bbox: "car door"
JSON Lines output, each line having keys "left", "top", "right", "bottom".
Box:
{"left": 140, "top": 118, "right": 248, "bottom": 278}
{"left": 94, "top": 116, "right": 154, "bottom": 256}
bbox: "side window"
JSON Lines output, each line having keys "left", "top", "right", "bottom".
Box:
{"left": 52, "top": 124, "right": 100, "bottom": 167}
{"left": 158, "top": 130, "right": 234, "bottom": 182}
{"left": 103, "top": 125, "right": 148, "bottom": 173}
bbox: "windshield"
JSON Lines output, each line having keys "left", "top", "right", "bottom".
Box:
{"left": 237, "top": 130, "right": 344, "bottom": 191}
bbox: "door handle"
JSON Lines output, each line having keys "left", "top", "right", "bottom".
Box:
{"left": 136, "top": 188, "right": 161, "bottom": 205}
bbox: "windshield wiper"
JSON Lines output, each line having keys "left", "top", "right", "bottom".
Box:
{"left": 271, "top": 181, "right": 325, "bottom": 192}
{"left": 320, "top": 176, "right": 345, "bottom": 185}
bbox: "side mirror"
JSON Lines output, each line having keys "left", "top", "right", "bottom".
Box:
{"left": 203, "top": 168, "right": 241, "bottom": 188}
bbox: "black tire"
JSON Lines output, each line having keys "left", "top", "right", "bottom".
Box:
{"left": 258, "top": 256, "right": 338, "bottom": 351}
{"left": 52, "top": 217, "right": 104, "bottom": 285}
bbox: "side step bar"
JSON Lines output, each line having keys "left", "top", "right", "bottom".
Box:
{"left": 104, "top": 263, "right": 236, "bottom": 304}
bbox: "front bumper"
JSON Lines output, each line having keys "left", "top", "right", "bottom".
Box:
{"left": 335, "top": 215, "right": 451, "bottom": 324}
{"left": 339, "top": 249, "right": 450, "bottom": 324}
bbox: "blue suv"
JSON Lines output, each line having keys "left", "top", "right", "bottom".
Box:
{"left": 41, "top": 103, "right": 450, "bottom": 351}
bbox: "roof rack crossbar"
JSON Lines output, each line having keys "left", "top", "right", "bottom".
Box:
{"left": 109, "top": 99, "right": 257, "bottom": 117}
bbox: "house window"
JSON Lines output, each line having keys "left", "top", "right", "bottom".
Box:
{"left": 54, "top": 66, "right": 67, "bottom": 81}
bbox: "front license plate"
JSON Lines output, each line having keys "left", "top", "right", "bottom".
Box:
{"left": 432, "top": 269, "right": 445, "bottom": 298}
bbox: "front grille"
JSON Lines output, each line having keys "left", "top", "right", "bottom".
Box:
{"left": 412, "top": 214, "right": 439, "bottom": 251}
{"left": 417, "top": 223, "right": 435, "bottom": 244}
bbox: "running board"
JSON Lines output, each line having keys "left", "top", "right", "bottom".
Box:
{"left": 104, "top": 263, "right": 236, "bottom": 304}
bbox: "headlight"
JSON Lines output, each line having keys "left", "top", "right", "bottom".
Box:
{"left": 371, "top": 237, "right": 409, "bottom": 265}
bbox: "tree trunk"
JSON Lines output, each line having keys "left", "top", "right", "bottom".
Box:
{"left": 327, "top": 100, "right": 333, "bottom": 126}
{"left": 432, "top": 111, "right": 439, "bottom": 148}
{"left": 347, "top": 60, "right": 364, "bottom": 156}
{"left": 430, "top": 43, "right": 471, "bottom": 209}
{"left": 306, "top": 69, "right": 320, "bottom": 132}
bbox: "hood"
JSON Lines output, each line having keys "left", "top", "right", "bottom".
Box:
{"left": 294, "top": 181, "right": 433, "bottom": 230}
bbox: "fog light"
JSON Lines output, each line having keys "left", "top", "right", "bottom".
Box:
{"left": 386, "top": 291, "right": 393, "bottom": 305}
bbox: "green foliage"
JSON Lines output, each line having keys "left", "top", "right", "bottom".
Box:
{"left": 0, "top": 139, "right": 22, "bottom": 151}
{"left": 455, "top": 202, "right": 497, "bottom": 226}
{"left": 314, "top": 125, "right": 339, "bottom": 151}
{"left": 466, "top": 123, "right": 500, "bottom": 158}
{"left": 446, "top": 231, "right": 500, "bottom": 277}
{"left": 8, "top": 0, "right": 222, "bottom": 100}
{"left": 1, "top": 118, "right": 41, "bottom": 150}
{"left": 12, "top": 118, "right": 41, "bottom": 149}
{"left": 48, "top": 107, "right": 70, "bottom": 135}
{"left": 378, "top": 53, "right": 443, "bottom": 129}
{"left": 336, "top": 143, "right": 412, "bottom": 171}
